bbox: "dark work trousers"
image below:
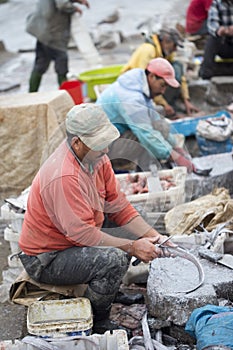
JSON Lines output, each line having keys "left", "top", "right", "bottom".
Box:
{"left": 199, "top": 35, "right": 233, "bottom": 79}
{"left": 164, "top": 61, "right": 184, "bottom": 112}
{"left": 29, "top": 40, "right": 68, "bottom": 92}
{"left": 19, "top": 240, "right": 131, "bottom": 320}
{"left": 33, "top": 40, "right": 68, "bottom": 77}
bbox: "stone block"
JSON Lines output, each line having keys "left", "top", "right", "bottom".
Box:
{"left": 147, "top": 254, "right": 233, "bottom": 326}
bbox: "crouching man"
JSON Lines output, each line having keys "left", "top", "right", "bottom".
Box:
{"left": 18, "top": 103, "right": 173, "bottom": 331}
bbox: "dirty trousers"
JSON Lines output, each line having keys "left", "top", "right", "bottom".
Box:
{"left": 19, "top": 246, "right": 130, "bottom": 319}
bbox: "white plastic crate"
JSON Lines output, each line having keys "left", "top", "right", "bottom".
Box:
{"left": 27, "top": 298, "right": 93, "bottom": 338}
{"left": 116, "top": 167, "right": 187, "bottom": 212}
{"left": 0, "top": 329, "right": 129, "bottom": 349}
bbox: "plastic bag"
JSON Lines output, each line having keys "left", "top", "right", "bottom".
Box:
{"left": 185, "top": 304, "right": 233, "bottom": 350}
{"left": 196, "top": 113, "right": 233, "bottom": 142}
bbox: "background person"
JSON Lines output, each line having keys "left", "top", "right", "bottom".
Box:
{"left": 121, "top": 27, "right": 199, "bottom": 118}
{"left": 199, "top": 0, "right": 233, "bottom": 79}
{"left": 185, "top": 0, "right": 213, "bottom": 35}
{"left": 96, "top": 58, "right": 196, "bottom": 173}
{"left": 26, "top": 0, "right": 89, "bottom": 92}
{"left": 18, "top": 103, "right": 173, "bottom": 332}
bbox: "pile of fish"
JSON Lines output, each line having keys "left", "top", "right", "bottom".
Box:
{"left": 120, "top": 174, "right": 176, "bottom": 196}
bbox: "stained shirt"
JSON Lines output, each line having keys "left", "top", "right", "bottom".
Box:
{"left": 19, "top": 140, "right": 138, "bottom": 255}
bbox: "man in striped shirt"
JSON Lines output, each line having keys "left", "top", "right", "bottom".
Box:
{"left": 199, "top": 0, "right": 233, "bottom": 79}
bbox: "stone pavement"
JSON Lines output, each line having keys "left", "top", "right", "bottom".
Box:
{"left": 0, "top": 229, "right": 27, "bottom": 341}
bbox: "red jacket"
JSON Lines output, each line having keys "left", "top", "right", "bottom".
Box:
{"left": 186, "top": 0, "right": 213, "bottom": 34}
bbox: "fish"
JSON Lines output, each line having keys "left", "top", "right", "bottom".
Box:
{"left": 160, "top": 245, "right": 205, "bottom": 294}
{"left": 130, "top": 316, "right": 170, "bottom": 350}
{"left": 141, "top": 311, "right": 154, "bottom": 350}
{"left": 22, "top": 335, "right": 60, "bottom": 350}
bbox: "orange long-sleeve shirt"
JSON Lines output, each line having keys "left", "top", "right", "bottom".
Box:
{"left": 19, "top": 140, "right": 138, "bottom": 255}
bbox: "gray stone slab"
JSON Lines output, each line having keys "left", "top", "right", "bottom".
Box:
{"left": 0, "top": 302, "right": 27, "bottom": 340}
{"left": 186, "top": 152, "right": 233, "bottom": 200}
{"left": 206, "top": 77, "right": 233, "bottom": 106}
{"left": 146, "top": 253, "right": 233, "bottom": 326}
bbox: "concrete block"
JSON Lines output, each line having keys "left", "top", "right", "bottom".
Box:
{"left": 206, "top": 77, "right": 233, "bottom": 106}
{"left": 147, "top": 252, "right": 233, "bottom": 326}
{"left": 186, "top": 152, "right": 233, "bottom": 200}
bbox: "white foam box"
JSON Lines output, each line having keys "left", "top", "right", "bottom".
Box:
{"left": 27, "top": 298, "right": 93, "bottom": 338}
{"left": 1, "top": 203, "right": 24, "bottom": 234}
{"left": 8, "top": 253, "right": 23, "bottom": 268}
{"left": 116, "top": 167, "right": 187, "bottom": 212}
{"left": 4, "top": 227, "right": 20, "bottom": 254}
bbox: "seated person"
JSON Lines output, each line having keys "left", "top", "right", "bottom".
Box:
{"left": 185, "top": 0, "right": 213, "bottom": 36}
{"left": 121, "top": 27, "right": 199, "bottom": 118}
{"left": 199, "top": 0, "right": 233, "bottom": 79}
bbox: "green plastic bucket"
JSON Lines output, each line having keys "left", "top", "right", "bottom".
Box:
{"left": 78, "top": 64, "right": 123, "bottom": 100}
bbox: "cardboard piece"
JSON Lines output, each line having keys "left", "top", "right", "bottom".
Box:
{"left": 10, "top": 269, "right": 87, "bottom": 306}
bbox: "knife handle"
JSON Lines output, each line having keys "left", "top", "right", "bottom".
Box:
{"left": 132, "top": 258, "right": 141, "bottom": 266}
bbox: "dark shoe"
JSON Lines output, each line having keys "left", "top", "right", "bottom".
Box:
{"left": 92, "top": 319, "right": 119, "bottom": 334}
{"left": 114, "top": 291, "right": 144, "bottom": 305}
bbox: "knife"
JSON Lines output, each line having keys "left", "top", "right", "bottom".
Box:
{"left": 132, "top": 235, "right": 173, "bottom": 266}
{"left": 198, "top": 247, "right": 233, "bottom": 269}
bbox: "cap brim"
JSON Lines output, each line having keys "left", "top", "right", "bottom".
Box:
{"left": 79, "top": 121, "right": 120, "bottom": 151}
{"left": 164, "top": 78, "right": 180, "bottom": 88}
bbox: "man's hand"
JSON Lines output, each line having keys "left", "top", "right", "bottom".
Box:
{"left": 170, "top": 149, "right": 195, "bottom": 173}
{"left": 130, "top": 237, "right": 165, "bottom": 263}
{"left": 173, "top": 146, "right": 191, "bottom": 159}
{"left": 175, "top": 154, "right": 195, "bottom": 173}
{"left": 184, "top": 99, "right": 200, "bottom": 115}
{"left": 143, "top": 229, "right": 175, "bottom": 248}
{"left": 164, "top": 104, "right": 176, "bottom": 117}
{"left": 130, "top": 235, "right": 177, "bottom": 263}
{"left": 217, "top": 25, "right": 233, "bottom": 36}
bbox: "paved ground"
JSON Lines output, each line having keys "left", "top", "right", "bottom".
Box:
{"left": 0, "top": 226, "right": 28, "bottom": 341}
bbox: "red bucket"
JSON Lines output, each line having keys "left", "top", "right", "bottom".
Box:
{"left": 59, "top": 80, "right": 83, "bottom": 104}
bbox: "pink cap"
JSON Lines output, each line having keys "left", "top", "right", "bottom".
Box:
{"left": 146, "top": 58, "right": 180, "bottom": 88}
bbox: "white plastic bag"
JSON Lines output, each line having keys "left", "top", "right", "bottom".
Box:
{"left": 196, "top": 114, "right": 233, "bottom": 141}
